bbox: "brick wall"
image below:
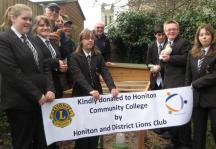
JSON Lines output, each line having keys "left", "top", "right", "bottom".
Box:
{"left": 59, "top": 1, "right": 85, "bottom": 43}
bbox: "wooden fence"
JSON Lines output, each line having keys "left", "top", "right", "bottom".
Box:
{"left": 0, "top": 0, "right": 43, "bottom": 31}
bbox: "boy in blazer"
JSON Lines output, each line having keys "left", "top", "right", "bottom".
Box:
{"left": 146, "top": 24, "right": 166, "bottom": 90}
{"left": 146, "top": 24, "right": 167, "bottom": 135}
{"left": 160, "top": 20, "right": 192, "bottom": 149}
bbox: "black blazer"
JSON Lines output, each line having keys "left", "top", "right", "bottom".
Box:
{"left": 0, "top": 29, "right": 54, "bottom": 111}
{"left": 94, "top": 32, "right": 111, "bottom": 62}
{"left": 161, "top": 36, "right": 191, "bottom": 88}
{"left": 32, "top": 36, "right": 61, "bottom": 73}
{"left": 146, "top": 41, "right": 165, "bottom": 89}
{"left": 32, "top": 36, "right": 65, "bottom": 98}
{"left": 185, "top": 50, "right": 216, "bottom": 108}
{"left": 146, "top": 41, "right": 161, "bottom": 65}
{"left": 69, "top": 50, "right": 116, "bottom": 97}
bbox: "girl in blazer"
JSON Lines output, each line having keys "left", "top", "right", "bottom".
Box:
{"left": 0, "top": 4, "right": 55, "bottom": 149}
{"left": 185, "top": 24, "right": 216, "bottom": 149}
{"left": 69, "top": 29, "right": 119, "bottom": 149}
{"left": 32, "top": 15, "right": 68, "bottom": 98}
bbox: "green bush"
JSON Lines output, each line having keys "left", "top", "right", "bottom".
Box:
{"left": 174, "top": 9, "right": 216, "bottom": 42}
{"left": 108, "top": 11, "right": 162, "bottom": 63}
{"left": 107, "top": 1, "right": 216, "bottom": 64}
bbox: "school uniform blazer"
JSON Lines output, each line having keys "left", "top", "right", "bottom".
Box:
{"left": 32, "top": 36, "right": 61, "bottom": 73}
{"left": 0, "top": 29, "right": 54, "bottom": 111}
{"left": 146, "top": 41, "right": 161, "bottom": 65}
{"left": 161, "top": 36, "right": 191, "bottom": 88}
{"left": 185, "top": 50, "right": 216, "bottom": 108}
{"left": 69, "top": 50, "right": 116, "bottom": 97}
{"left": 146, "top": 41, "right": 165, "bottom": 89}
{"left": 32, "top": 36, "right": 64, "bottom": 97}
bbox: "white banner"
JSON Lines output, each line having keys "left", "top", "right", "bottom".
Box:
{"left": 42, "top": 86, "right": 193, "bottom": 145}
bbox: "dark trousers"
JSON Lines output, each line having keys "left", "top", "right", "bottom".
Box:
{"left": 169, "top": 122, "right": 192, "bottom": 147}
{"left": 192, "top": 107, "right": 216, "bottom": 149}
{"left": 75, "top": 136, "right": 99, "bottom": 149}
{"left": 152, "top": 84, "right": 166, "bottom": 134}
{"left": 54, "top": 79, "right": 63, "bottom": 99}
{"left": 6, "top": 109, "right": 48, "bottom": 149}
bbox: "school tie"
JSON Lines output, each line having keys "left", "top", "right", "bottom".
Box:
{"left": 21, "top": 35, "right": 39, "bottom": 66}
{"left": 168, "top": 41, "right": 172, "bottom": 47}
{"left": 158, "top": 44, "right": 163, "bottom": 54}
{"left": 159, "top": 44, "right": 163, "bottom": 51}
{"left": 198, "top": 49, "right": 205, "bottom": 72}
{"left": 87, "top": 55, "right": 94, "bottom": 87}
{"left": 157, "top": 45, "right": 163, "bottom": 86}
{"left": 45, "top": 40, "right": 56, "bottom": 58}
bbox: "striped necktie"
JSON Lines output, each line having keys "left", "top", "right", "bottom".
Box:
{"left": 159, "top": 44, "right": 163, "bottom": 52}
{"left": 198, "top": 49, "right": 205, "bottom": 72}
{"left": 168, "top": 41, "right": 172, "bottom": 47}
{"left": 45, "top": 40, "right": 56, "bottom": 58}
{"left": 87, "top": 55, "right": 94, "bottom": 87}
{"left": 21, "top": 35, "right": 39, "bottom": 66}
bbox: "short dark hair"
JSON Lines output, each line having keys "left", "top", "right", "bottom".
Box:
{"left": 153, "top": 24, "right": 164, "bottom": 34}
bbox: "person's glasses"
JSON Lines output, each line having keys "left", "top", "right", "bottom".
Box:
{"left": 49, "top": 7, "right": 59, "bottom": 13}
{"left": 96, "top": 26, "right": 104, "bottom": 29}
{"left": 166, "top": 28, "right": 178, "bottom": 32}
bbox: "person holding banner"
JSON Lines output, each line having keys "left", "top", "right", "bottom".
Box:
{"left": 69, "top": 28, "right": 119, "bottom": 149}
{"left": 146, "top": 24, "right": 168, "bottom": 136}
{"left": 32, "top": 15, "right": 67, "bottom": 99}
{"left": 185, "top": 24, "right": 216, "bottom": 149}
{"left": 31, "top": 15, "right": 68, "bottom": 149}
{"left": 0, "top": 4, "right": 55, "bottom": 149}
{"left": 160, "top": 20, "right": 192, "bottom": 149}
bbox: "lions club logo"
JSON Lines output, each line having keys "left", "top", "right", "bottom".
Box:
{"left": 165, "top": 92, "right": 187, "bottom": 114}
{"left": 50, "top": 103, "right": 75, "bottom": 128}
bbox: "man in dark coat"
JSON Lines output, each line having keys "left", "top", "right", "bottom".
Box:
{"left": 93, "top": 22, "right": 111, "bottom": 62}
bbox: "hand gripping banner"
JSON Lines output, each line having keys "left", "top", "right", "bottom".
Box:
{"left": 42, "top": 86, "right": 193, "bottom": 145}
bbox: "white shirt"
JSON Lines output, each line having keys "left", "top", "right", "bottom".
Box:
{"left": 156, "top": 42, "right": 164, "bottom": 87}
{"left": 157, "top": 41, "right": 165, "bottom": 54}
{"left": 38, "top": 35, "right": 56, "bottom": 58}
{"left": 197, "top": 46, "right": 210, "bottom": 70}
{"left": 168, "top": 40, "right": 174, "bottom": 45}
{"left": 11, "top": 26, "right": 39, "bottom": 66}
{"left": 202, "top": 46, "right": 210, "bottom": 55}
{"left": 37, "top": 35, "right": 48, "bottom": 43}
{"left": 83, "top": 49, "right": 91, "bottom": 57}
{"left": 11, "top": 26, "right": 23, "bottom": 40}
{"left": 198, "top": 46, "right": 210, "bottom": 66}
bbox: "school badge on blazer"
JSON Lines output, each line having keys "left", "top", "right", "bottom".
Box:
{"left": 50, "top": 103, "right": 75, "bottom": 128}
